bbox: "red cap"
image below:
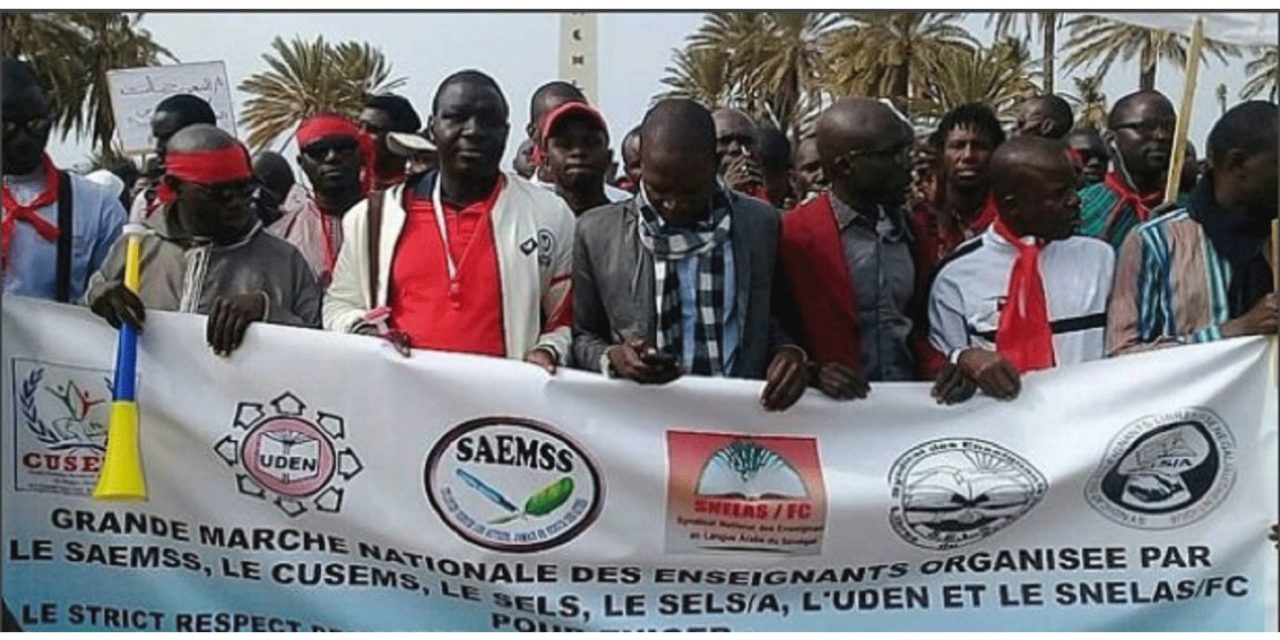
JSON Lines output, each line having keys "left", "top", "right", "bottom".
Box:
{"left": 539, "top": 101, "right": 609, "bottom": 151}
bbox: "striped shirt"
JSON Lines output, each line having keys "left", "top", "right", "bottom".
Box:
{"left": 1106, "top": 207, "right": 1274, "bottom": 356}
{"left": 929, "top": 226, "right": 1115, "bottom": 366}
{"left": 1078, "top": 178, "right": 1190, "bottom": 250}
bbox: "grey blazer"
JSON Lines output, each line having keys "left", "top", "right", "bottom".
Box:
{"left": 571, "top": 191, "right": 790, "bottom": 379}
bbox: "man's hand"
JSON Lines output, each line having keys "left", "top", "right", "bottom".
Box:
{"left": 354, "top": 324, "right": 413, "bottom": 358}
{"left": 810, "top": 361, "right": 869, "bottom": 400}
{"left": 761, "top": 346, "right": 807, "bottom": 411}
{"left": 1222, "top": 292, "right": 1278, "bottom": 338}
{"left": 90, "top": 282, "right": 146, "bottom": 331}
{"left": 931, "top": 361, "right": 979, "bottom": 405}
{"left": 524, "top": 347, "right": 558, "bottom": 374}
{"left": 722, "top": 154, "right": 763, "bottom": 193}
{"left": 206, "top": 292, "right": 267, "bottom": 356}
{"left": 955, "top": 348, "right": 1021, "bottom": 401}
{"left": 607, "top": 338, "right": 682, "bottom": 385}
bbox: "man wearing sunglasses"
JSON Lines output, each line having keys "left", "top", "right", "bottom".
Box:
{"left": 86, "top": 125, "right": 321, "bottom": 356}
{"left": 269, "top": 113, "right": 373, "bottom": 286}
{"left": 1078, "top": 90, "right": 1187, "bottom": 249}
{"left": 2, "top": 59, "right": 127, "bottom": 303}
{"left": 778, "top": 98, "right": 920, "bottom": 399}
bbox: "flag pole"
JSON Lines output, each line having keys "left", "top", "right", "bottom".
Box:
{"left": 1164, "top": 16, "right": 1206, "bottom": 205}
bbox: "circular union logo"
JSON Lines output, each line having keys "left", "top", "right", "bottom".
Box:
{"left": 1085, "top": 407, "right": 1236, "bottom": 530}
{"left": 424, "top": 417, "right": 603, "bottom": 553}
{"left": 240, "top": 416, "right": 337, "bottom": 497}
{"left": 888, "top": 437, "right": 1047, "bottom": 550}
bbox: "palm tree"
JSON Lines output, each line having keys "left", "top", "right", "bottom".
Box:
{"left": 239, "top": 35, "right": 404, "bottom": 151}
{"left": 1065, "top": 73, "right": 1108, "bottom": 130}
{"left": 913, "top": 38, "right": 1041, "bottom": 123}
{"left": 658, "top": 46, "right": 740, "bottom": 110}
{"left": 686, "top": 12, "right": 844, "bottom": 138}
{"left": 2, "top": 13, "right": 174, "bottom": 153}
{"left": 824, "top": 12, "right": 976, "bottom": 111}
{"left": 1240, "top": 47, "right": 1278, "bottom": 101}
{"left": 1063, "top": 15, "right": 1241, "bottom": 91}
{"left": 988, "top": 12, "right": 1063, "bottom": 93}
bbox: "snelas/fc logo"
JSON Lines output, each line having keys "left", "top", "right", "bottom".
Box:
{"left": 1086, "top": 408, "right": 1236, "bottom": 530}
{"left": 424, "top": 417, "right": 602, "bottom": 553}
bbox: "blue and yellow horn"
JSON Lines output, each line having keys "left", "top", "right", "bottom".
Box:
{"left": 94, "top": 223, "right": 147, "bottom": 500}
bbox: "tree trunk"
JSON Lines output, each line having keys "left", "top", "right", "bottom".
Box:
{"left": 1139, "top": 41, "right": 1156, "bottom": 90}
{"left": 1042, "top": 16, "right": 1056, "bottom": 94}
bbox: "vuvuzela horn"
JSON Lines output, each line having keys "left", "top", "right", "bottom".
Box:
{"left": 94, "top": 222, "right": 147, "bottom": 500}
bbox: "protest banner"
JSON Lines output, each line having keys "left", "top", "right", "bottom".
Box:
{"left": 105, "top": 61, "right": 236, "bottom": 155}
{"left": 2, "top": 296, "right": 1276, "bottom": 631}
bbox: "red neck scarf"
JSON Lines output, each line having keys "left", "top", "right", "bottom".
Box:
{"left": 296, "top": 115, "right": 376, "bottom": 195}
{"left": 992, "top": 216, "right": 1055, "bottom": 373}
{"left": 1103, "top": 171, "right": 1164, "bottom": 225}
{"left": 155, "top": 144, "right": 254, "bottom": 205}
{"left": 2, "top": 153, "right": 62, "bottom": 271}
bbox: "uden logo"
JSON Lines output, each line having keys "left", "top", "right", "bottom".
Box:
{"left": 424, "top": 417, "right": 603, "bottom": 553}
{"left": 214, "top": 391, "right": 363, "bottom": 517}
{"left": 1085, "top": 407, "right": 1236, "bottom": 530}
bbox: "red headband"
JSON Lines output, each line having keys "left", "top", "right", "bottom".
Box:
{"left": 296, "top": 114, "right": 376, "bottom": 194}
{"left": 156, "top": 144, "right": 253, "bottom": 205}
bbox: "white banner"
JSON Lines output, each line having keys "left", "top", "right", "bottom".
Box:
{"left": 106, "top": 61, "right": 237, "bottom": 155}
{"left": 1, "top": 296, "right": 1276, "bottom": 631}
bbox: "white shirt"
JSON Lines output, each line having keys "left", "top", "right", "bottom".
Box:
{"left": 928, "top": 227, "right": 1115, "bottom": 367}
{"left": 530, "top": 176, "right": 632, "bottom": 204}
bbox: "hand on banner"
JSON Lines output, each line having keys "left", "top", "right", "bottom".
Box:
{"left": 607, "top": 338, "right": 682, "bottom": 385}
{"left": 354, "top": 324, "right": 413, "bottom": 358}
{"left": 809, "top": 361, "right": 870, "bottom": 400}
{"left": 206, "top": 292, "right": 267, "bottom": 356}
{"left": 955, "top": 348, "right": 1021, "bottom": 401}
{"left": 524, "top": 347, "right": 558, "bottom": 374}
{"left": 90, "top": 282, "right": 147, "bottom": 331}
{"left": 931, "top": 361, "right": 978, "bottom": 405}
{"left": 761, "top": 345, "right": 807, "bottom": 411}
{"left": 1222, "top": 292, "right": 1278, "bottom": 337}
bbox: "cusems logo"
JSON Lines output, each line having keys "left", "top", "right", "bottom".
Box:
{"left": 424, "top": 417, "right": 603, "bottom": 553}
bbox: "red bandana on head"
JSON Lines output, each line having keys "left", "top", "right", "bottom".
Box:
{"left": 154, "top": 143, "right": 254, "bottom": 205}
{"left": 992, "top": 215, "right": 1055, "bottom": 373}
{"left": 296, "top": 114, "right": 376, "bottom": 195}
{"left": 1, "top": 153, "right": 61, "bottom": 272}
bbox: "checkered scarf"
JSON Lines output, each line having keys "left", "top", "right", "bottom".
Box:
{"left": 636, "top": 183, "right": 733, "bottom": 376}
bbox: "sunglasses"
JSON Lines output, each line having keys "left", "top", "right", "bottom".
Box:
{"left": 187, "top": 179, "right": 257, "bottom": 201}
{"left": 301, "top": 139, "right": 358, "bottom": 161}
{"left": 3, "top": 116, "right": 53, "bottom": 137}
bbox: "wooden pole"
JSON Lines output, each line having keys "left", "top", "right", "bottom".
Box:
{"left": 1164, "top": 17, "right": 1205, "bottom": 205}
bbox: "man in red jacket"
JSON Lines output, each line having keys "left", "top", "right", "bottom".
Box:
{"left": 779, "top": 98, "right": 926, "bottom": 398}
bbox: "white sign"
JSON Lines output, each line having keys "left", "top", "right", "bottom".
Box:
{"left": 106, "top": 61, "right": 236, "bottom": 155}
{"left": 559, "top": 13, "right": 598, "bottom": 103}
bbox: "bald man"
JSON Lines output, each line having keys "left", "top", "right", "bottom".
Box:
{"left": 929, "top": 136, "right": 1114, "bottom": 404}
{"left": 572, "top": 98, "right": 809, "bottom": 411}
{"left": 1079, "top": 90, "right": 1187, "bottom": 248}
{"left": 712, "top": 108, "right": 769, "bottom": 201}
{"left": 87, "top": 125, "right": 321, "bottom": 355}
{"left": 1014, "top": 95, "right": 1074, "bottom": 139}
{"left": 778, "top": 98, "right": 920, "bottom": 397}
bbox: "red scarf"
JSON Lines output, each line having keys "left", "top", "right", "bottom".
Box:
{"left": 1103, "top": 171, "right": 1163, "bottom": 227}
{"left": 297, "top": 114, "right": 376, "bottom": 195}
{"left": 992, "top": 217, "right": 1055, "bottom": 373}
{"left": 155, "top": 144, "right": 254, "bottom": 205}
{"left": 779, "top": 193, "right": 861, "bottom": 370}
{"left": 2, "top": 154, "right": 62, "bottom": 272}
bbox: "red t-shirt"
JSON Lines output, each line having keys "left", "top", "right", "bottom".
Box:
{"left": 389, "top": 178, "right": 506, "bottom": 356}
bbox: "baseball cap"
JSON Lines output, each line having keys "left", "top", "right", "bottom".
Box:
{"left": 540, "top": 101, "right": 609, "bottom": 145}
{"left": 386, "top": 130, "right": 437, "bottom": 157}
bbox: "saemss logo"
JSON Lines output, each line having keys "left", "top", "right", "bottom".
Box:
{"left": 1085, "top": 408, "right": 1236, "bottom": 530}
{"left": 424, "top": 417, "right": 603, "bottom": 553}
{"left": 214, "top": 391, "right": 363, "bottom": 517}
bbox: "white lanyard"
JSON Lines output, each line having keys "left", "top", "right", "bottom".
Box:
{"left": 431, "top": 177, "right": 459, "bottom": 282}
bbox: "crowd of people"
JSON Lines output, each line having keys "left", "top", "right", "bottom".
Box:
{"left": 3, "top": 55, "right": 1277, "bottom": 411}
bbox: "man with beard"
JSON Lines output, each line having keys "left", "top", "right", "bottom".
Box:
{"left": 2, "top": 59, "right": 126, "bottom": 302}
{"left": 359, "top": 93, "right": 422, "bottom": 189}
{"left": 86, "top": 125, "right": 321, "bottom": 355}
{"left": 712, "top": 108, "right": 769, "bottom": 202}
{"left": 1079, "top": 90, "right": 1186, "bottom": 248}
{"left": 1066, "top": 129, "right": 1110, "bottom": 187}
{"left": 572, "top": 99, "right": 808, "bottom": 411}
{"left": 324, "top": 70, "right": 574, "bottom": 372}
{"left": 541, "top": 101, "right": 614, "bottom": 215}
{"left": 269, "top": 113, "right": 373, "bottom": 286}
{"left": 791, "top": 136, "right": 827, "bottom": 204}
{"left": 930, "top": 137, "right": 1113, "bottom": 404}
{"left": 778, "top": 98, "right": 920, "bottom": 397}
{"left": 1107, "top": 101, "right": 1277, "bottom": 355}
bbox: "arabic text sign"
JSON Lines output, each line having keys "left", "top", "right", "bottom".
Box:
{"left": 106, "top": 61, "right": 236, "bottom": 154}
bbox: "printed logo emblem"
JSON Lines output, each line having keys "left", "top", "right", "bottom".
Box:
{"left": 11, "top": 358, "right": 115, "bottom": 496}
{"left": 536, "top": 229, "right": 555, "bottom": 266}
{"left": 889, "top": 438, "right": 1047, "bottom": 550}
{"left": 666, "top": 430, "right": 827, "bottom": 555}
{"left": 214, "top": 391, "right": 363, "bottom": 517}
{"left": 520, "top": 237, "right": 538, "bottom": 256}
{"left": 423, "top": 417, "right": 603, "bottom": 553}
{"left": 1085, "top": 408, "right": 1236, "bottom": 529}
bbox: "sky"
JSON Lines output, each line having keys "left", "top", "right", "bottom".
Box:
{"left": 43, "top": 11, "right": 1266, "bottom": 174}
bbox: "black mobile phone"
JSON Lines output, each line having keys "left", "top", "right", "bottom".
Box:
{"left": 641, "top": 348, "right": 678, "bottom": 368}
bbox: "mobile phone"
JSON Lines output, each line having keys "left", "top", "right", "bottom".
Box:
{"left": 641, "top": 348, "right": 678, "bottom": 368}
